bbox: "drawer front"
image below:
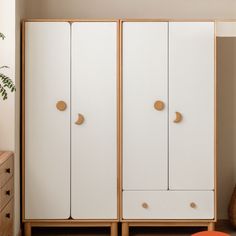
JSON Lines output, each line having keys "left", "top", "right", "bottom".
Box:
{"left": 123, "top": 191, "right": 214, "bottom": 219}
{"left": 0, "top": 157, "right": 13, "bottom": 187}
{"left": 2, "top": 223, "right": 13, "bottom": 236}
{"left": 0, "top": 200, "right": 13, "bottom": 236}
{"left": 0, "top": 178, "right": 13, "bottom": 210}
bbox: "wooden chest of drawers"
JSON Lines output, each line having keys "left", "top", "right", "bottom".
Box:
{"left": 0, "top": 152, "right": 14, "bottom": 236}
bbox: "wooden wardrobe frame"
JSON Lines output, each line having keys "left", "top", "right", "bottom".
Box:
{"left": 21, "top": 19, "right": 217, "bottom": 235}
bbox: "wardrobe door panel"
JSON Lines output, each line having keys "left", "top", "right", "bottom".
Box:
{"left": 123, "top": 22, "right": 168, "bottom": 190}
{"left": 169, "top": 22, "right": 215, "bottom": 190}
{"left": 25, "top": 22, "right": 71, "bottom": 219}
{"left": 71, "top": 22, "right": 117, "bottom": 219}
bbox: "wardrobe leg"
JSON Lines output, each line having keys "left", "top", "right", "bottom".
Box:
{"left": 122, "top": 222, "right": 129, "bottom": 236}
{"left": 208, "top": 222, "right": 215, "bottom": 231}
{"left": 111, "top": 222, "right": 118, "bottom": 236}
{"left": 24, "top": 223, "right": 31, "bottom": 236}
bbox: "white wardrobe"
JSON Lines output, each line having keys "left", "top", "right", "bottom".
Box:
{"left": 22, "top": 20, "right": 216, "bottom": 235}
{"left": 23, "top": 21, "right": 118, "bottom": 221}
{"left": 122, "top": 21, "right": 215, "bottom": 222}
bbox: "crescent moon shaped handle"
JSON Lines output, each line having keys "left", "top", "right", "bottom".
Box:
{"left": 174, "top": 112, "right": 183, "bottom": 123}
{"left": 75, "top": 114, "right": 85, "bottom": 125}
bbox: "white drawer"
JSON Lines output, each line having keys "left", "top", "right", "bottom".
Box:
{"left": 123, "top": 191, "right": 214, "bottom": 219}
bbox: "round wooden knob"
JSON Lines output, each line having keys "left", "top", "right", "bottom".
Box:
{"left": 142, "top": 202, "right": 149, "bottom": 209}
{"left": 154, "top": 100, "right": 165, "bottom": 111}
{"left": 56, "top": 101, "right": 67, "bottom": 111}
{"left": 75, "top": 114, "right": 85, "bottom": 125}
{"left": 190, "top": 202, "right": 197, "bottom": 209}
{"left": 173, "top": 111, "right": 183, "bottom": 123}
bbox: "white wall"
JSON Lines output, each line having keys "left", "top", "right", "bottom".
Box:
{"left": 0, "top": 0, "right": 15, "bottom": 150}
{"left": 0, "top": 0, "right": 18, "bottom": 235}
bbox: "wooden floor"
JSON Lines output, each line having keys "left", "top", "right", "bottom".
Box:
{"left": 32, "top": 221, "right": 235, "bottom": 235}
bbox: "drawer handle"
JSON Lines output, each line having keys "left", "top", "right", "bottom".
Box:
{"left": 174, "top": 112, "right": 183, "bottom": 123}
{"left": 56, "top": 101, "right": 67, "bottom": 111}
{"left": 5, "top": 168, "right": 11, "bottom": 174}
{"left": 75, "top": 113, "right": 85, "bottom": 125}
{"left": 5, "top": 213, "right": 10, "bottom": 218}
{"left": 154, "top": 100, "right": 165, "bottom": 111}
{"left": 5, "top": 190, "right": 11, "bottom": 195}
{"left": 190, "top": 202, "right": 197, "bottom": 209}
{"left": 142, "top": 202, "right": 149, "bottom": 209}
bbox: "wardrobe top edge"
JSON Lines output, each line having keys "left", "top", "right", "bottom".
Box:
{"left": 21, "top": 19, "right": 236, "bottom": 23}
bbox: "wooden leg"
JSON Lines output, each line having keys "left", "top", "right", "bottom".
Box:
{"left": 24, "top": 223, "right": 31, "bottom": 236}
{"left": 111, "top": 222, "right": 118, "bottom": 236}
{"left": 122, "top": 222, "right": 129, "bottom": 236}
{"left": 208, "top": 222, "right": 215, "bottom": 231}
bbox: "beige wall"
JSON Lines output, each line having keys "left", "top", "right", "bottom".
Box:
{"left": 217, "top": 38, "right": 236, "bottom": 219}
{"left": 15, "top": 0, "right": 236, "bottom": 223}
{"left": 24, "top": 0, "right": 236, "bottom": 19}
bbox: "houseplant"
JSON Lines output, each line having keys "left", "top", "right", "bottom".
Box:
{"left": 0, "top": 32, "right": 16, "bottom": 100}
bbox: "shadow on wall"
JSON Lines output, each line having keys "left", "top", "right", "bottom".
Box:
{"left": 217, "top": 38, "right": 236, "bottom": 219}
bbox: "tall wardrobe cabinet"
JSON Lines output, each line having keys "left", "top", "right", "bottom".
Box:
{"left": 23, "top": 21, "right": 118, "bottom": 235}
{"left": 122, "top": 21, "right": 215, "bottom": 234}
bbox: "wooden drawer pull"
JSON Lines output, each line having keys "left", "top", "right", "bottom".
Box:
{"left": 5, "top": 190, "right": 11, "bottom": 195}
{"left": 154, "top": 100, "right": 165, "bottom": 111}
{"left": 142, "top": 202, "right": 149, "bottom": 209}
{"left": 5, "top": 213, "right": 10, "bottom": 218}
{"left": 190, "top": 202, "right": 197, "bottom": 209}
{"left": 56, "top": 101, "right": 67, "bottom": 111}
{"left": 5, "top": 168, "right": 11, "bottom": 174}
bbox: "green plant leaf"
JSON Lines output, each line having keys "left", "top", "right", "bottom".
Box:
{"left": 0, "top": 73, "right": 16, "bottom": 100}
{"left": 0, "top": 32, "right": 15, "bottom": 100}
{"left": 0, "top": 32, "right": 5, "bottom": 40}
{"left": 0, "top": 66, "right": 9, "bottom": 69}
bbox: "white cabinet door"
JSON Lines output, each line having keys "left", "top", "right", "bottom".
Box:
{"left": 71, "top": 22, "right": 117, "bottom": 219}
{"left": 169, "top": 22, "right": 215, "bottom": 190}
{"left": 25, "top": 22, "right": 71, "bottom": 219}
{"left": 123, "top": 22, "right": 168, "bottom": 190}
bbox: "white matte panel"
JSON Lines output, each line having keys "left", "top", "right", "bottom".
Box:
{"left": 123, "top": 22, "right": 168, "bottom": 190}
{"left": 169, "top": 22, "right": 215, "bottom": 190}
{"left": 25, "top": 22, "right": 70, "bottom": 219}
{"left": 71, "top": 22, "right": 117, "bottom": 219}
{"left": 123, "top": 190, "right": 214, "bottom": 219}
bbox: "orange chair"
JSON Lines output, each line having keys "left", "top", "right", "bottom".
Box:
{"left": 192, "top": 231, "right": 230, "bottom": 236}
